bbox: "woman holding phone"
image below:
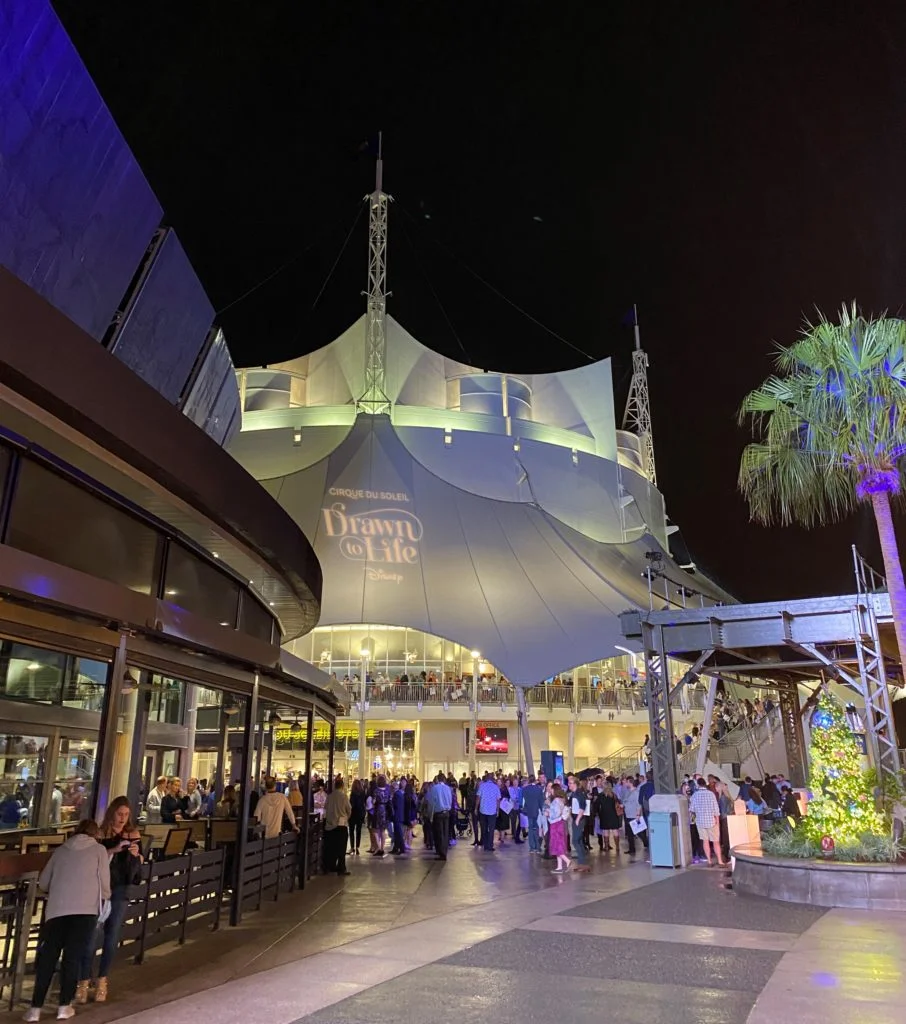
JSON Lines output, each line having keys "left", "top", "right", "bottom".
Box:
{"left": 76, "top": 797, "right": 143, "bottom": 1004}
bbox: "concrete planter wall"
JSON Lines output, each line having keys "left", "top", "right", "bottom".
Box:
{"left": 733, "top": 843, "right": 906, "bottom": 911}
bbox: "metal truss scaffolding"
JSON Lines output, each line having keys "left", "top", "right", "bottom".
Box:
{"left": 622, "top": 581, "right": 901, "bottom": 793}
{"left": 777, "top": 686, "right": 807, "bottom": 788}
{"left": 643, "top": 629, "right": 679, "bottom": 795}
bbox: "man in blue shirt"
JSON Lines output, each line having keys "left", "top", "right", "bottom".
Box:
{"left": 427, "top": 773, "right": 453, "bottom": 860}
{"left": 508, "top": 778, "right": 524, "bottom": 843}
{"left": 520, "top": 776, "right": 544, "bottom": 853}
{"left": 475, "top": 773, "right": 501, "bottom": 851}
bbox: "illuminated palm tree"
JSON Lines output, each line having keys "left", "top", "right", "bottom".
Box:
{"left": 738, "top": 303, "right": 906, "bottom": 669}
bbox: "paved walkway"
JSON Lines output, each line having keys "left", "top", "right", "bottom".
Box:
{"left": 4, "top": 842, "right": 906, "bottom": 1023}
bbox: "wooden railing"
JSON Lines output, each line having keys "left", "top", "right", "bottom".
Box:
{"left": 0, "top": 825, "right": 317, "bottom": 1007}
{"left": 123, "top": 847, "right": 227, "bottom": 964}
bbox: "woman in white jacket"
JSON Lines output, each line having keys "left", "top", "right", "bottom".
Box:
{"left": 24, "top": 820, "right": 110, "bottom": 1022}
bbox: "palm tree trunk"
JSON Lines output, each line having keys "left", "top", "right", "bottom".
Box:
{"left": 869, "top": 489, "right": 906, "bottom": 678}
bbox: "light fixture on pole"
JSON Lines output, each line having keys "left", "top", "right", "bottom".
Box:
{"left": 268, "top": 710, "right": 283, "bottom": 725}
{"left": 469, "top": 650, "right": 481, "bottom": 773}
{"left": 359, "top": 638, "right": 373, "bottom": 783}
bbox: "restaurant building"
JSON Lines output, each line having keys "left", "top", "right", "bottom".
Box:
{"left": 0, "top": 1, "right": 337, "bottom": 830}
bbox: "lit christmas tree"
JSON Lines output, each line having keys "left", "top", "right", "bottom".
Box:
{"left": 802, "top": 690, "right": 886, "bottom": 845}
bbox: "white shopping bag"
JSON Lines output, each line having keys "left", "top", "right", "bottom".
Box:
{"left": 629, "top": 817, "right": 647, "bottom": 835}
{"left": 500, "top": 798, "right": 513, "bottom": 815}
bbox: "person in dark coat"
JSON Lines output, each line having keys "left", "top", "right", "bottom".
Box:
{"left": 780, "top": 784, "right": 802, "bottom": 822}
{"left": 390, "top": 780, "right": 407, "bottom": 855}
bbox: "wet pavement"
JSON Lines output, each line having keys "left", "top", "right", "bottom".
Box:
{"left": 2, "top": 841, "right": 904, "bottom": 1023}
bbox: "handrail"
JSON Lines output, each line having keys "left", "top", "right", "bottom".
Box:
{"left": 853, "top": 543, "right": 887, "bottom": 597}
{"left": 340, "top": 680, "right": 712, "bottom": 713}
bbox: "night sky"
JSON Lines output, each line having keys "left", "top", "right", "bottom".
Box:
{"left": 53, "top": 1, "right": 906, "bottom": 604}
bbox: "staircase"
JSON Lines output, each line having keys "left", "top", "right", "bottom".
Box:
{"left": 599, "top": 744, "right": 644, "bottom": 777}
{"left": 706, "top": 708, "right": 785, "bottom": 777}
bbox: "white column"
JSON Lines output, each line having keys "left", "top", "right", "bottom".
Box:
{"left": 181, "top": 683, "right": 198, "bottom": 781}
{"left": 359, "top": 656, "right": 368, "bottom": 780}
{"left": 695, "top": 675, "right": 719, "bottom": 777}
{"left": 515, "top": 686, "right": 533, "bottom": 775}
{"left": 469, "top": 652, "right": 480, "bottom": 773}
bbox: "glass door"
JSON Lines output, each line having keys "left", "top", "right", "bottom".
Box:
{"left": 0, "top": 732, "right": 48, "bottom": 829}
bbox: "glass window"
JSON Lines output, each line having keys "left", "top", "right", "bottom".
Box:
{"left": 164, "top": 543, "right": 240, "bottom": 628}
{"left": 63, "top": 658, "right": 108, "bottom": 711}
{"left": 7, "top": 460, "right": 159, "bottom": 595}
{"left": 1, "top": 643, "right": 65, "bottom": 704}
{"left": 149, "top": 675, "right": 184, "bottom": 724}
{"left": 55, "top": 736, "right": 97, "bottom": 825}
{"left": 0, "top": 733, "right": 48, "bottom": 830}
{"left": 239, "top": 593, "right": 274, "bottom": 644}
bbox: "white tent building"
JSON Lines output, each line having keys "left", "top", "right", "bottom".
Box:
{"left": 227, "top": 166, "right": 729, "bottom": 775}
{"left": 231, "top": 312, "right": 729, "bottom": 686}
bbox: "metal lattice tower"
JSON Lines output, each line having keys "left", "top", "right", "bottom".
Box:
{"left": 622, "top": 304, "right": 657, "bottom": 486}
{"left": 356, "top": 133, "right": 392, "bottom": 416}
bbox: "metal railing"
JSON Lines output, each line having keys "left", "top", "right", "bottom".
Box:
{"left": 343, "top": 680, "right": 711, "bottom": 713}
{"left": 708, "top": 706, "right": 783, "bottom": 768}
{"left": 853, "top": 543, "right": 888, "bottom": 597}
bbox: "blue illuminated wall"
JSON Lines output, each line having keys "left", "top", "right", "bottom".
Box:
{"left": 0, "top": 2, "right": 162, "bottom": 340}
{"left": 112, "top": 230, "right": 214, "bottom": 405}
{"left": 0, "top": 0, "right": 240, "bottom": 447}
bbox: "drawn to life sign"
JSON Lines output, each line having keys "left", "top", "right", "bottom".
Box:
{"left": 321, "top": 488, "right": 423, "bottom": 584}
{"left": 307, "top": 419, "right": 437, "bottom": 631}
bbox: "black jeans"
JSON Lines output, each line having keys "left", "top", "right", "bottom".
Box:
{"left": 392, "top": 821, "right": 405, "bottom": 854}
{"left": 510, "top": 809, "right": 522, "bottom": 841}
{"left": 432, "top": 811, "right": 450, "bottom": 858}
{"left": 470, "top": 809, "right": 480, "bottom": 842}
{"left": 349, "top": 818, "right": 363, "bottom": 852}
{"left": 33, "top": 913, "right": 98, "bottom": 1007}
{"left": 480, "top": 813, "right": 496, "bottom": 851}
{"left": 323, "top": 825, "right": 349, "bottom": 874}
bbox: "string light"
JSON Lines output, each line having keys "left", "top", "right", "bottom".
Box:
{"left": 802, "top": 691, "right": 885, "bottom": 846}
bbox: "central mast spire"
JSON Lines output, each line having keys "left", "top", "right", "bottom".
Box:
{"left": 356, "top": 132, "right": 392, "bottom": 415}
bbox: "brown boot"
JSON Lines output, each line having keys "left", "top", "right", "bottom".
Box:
{"left": 95, "top": 977, "right": 108, "bottom": 1002}
{"left": 75, "top": 981, "right": 89, "bottom": 1005}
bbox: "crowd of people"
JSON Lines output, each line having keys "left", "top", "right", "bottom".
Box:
{"left": 319, "top": 765, "right": 804, "bottom": 876}
{"left": 321, "top": 769, "right": 658, "bottom": 874}
{"left": 708, "top": 691, "right": 778, "bottom": 741}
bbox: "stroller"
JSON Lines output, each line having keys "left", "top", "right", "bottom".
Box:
{"left": 454, "top": 806, "right": 473, "bottom": 840}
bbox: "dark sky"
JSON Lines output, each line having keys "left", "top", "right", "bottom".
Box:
{"left": 53, "top": 1, "right": 906, "bottom": 603}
